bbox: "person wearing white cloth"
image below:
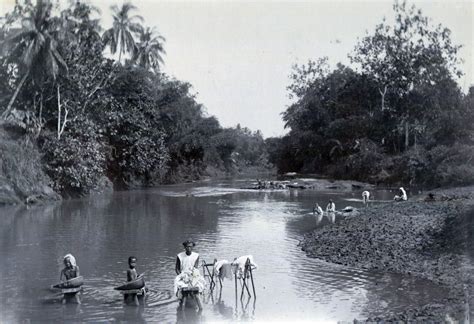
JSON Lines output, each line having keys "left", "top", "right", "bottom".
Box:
{"left": 174, "top": 239, "right": 204, "bottom": 310}
{"left": 362, "top": 191, "right": 370, "bottom": 206}
{"left": 175, "top": 239, "right": 200, "bottom": 275}
{"left": 326, "top": 199, "right": 336, "bottom": 213}
{"left": 394, "top": 187, "right": 408, "bottom": 201}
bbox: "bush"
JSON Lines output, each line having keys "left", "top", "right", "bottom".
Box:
{"left": 328, "top": 139, "right": 386, "bottom": 181}
{"left": 425, "top": 144, "right": 474, "bottom": 187}
{"left": 40, "top": 118, "right": 107, "bottom": 197}
{"left": 388, "top": 147, "right": 429, "bottom": 186}
{"left": 114, "top": 130, "right": 170, "bottom": 187}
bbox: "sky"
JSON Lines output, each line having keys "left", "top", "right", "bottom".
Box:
{"left": 1, "top": 0, "right": 472, "bottom": 138}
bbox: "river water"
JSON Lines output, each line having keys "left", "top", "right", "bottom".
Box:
{"left": 0, "top": 180, "right": 449, "bottom": 323}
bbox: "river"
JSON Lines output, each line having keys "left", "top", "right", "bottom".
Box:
{"left": 0, "top": 179, "right": 449, "bottom": 323}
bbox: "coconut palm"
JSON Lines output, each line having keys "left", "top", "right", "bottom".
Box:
{"left": 133, "top": 26, "right": 166, "bottom": 72}
{"left": 102, "top": 2, "right": 143, "bottom": 65}
{"left": 1, "top": 0, "right": 66, "bottom": 119}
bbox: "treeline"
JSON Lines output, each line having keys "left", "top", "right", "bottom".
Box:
{"left": 0, "top": 0, "right": 270, "bottom": 199}
{"left": 267, "top": 1, "right": 474, "bottom": 188}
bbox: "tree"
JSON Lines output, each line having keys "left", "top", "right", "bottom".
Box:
{"left": 133, "top": 26, "right": 166, "bottom": 72}
{"left": 351, "top": 0, "right": 462, "bottom": 150}
{"left": 102, "top": 2, "right": 143, "bottom": 65}
{"left": 1, "top": 0, "right": 66, "bottom": 119}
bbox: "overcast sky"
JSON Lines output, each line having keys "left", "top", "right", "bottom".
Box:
{"left": 1, "top": 0, "right": 472, "bottom": 137}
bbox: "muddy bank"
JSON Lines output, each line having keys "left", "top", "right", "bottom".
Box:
{"left": 300, "top": 187, "right": 474, "bottom": 321}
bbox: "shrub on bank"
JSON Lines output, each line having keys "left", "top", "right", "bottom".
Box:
{"left": 426, "top": 144, "right": 474, "bottom": 187}
{"left": 40, "top": 118, "right": 107, "bottom": 197}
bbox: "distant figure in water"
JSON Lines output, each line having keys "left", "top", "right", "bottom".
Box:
{"left": 362, "top": 191, "right": 370, "bottom": 206}
{"left": 313, "top": 203, "right": 323, "bottom": 215}
{"left": 60, "top": 254, "right": 81, "bottom": 304}
{"left": 394, "top": 187, "right": 408, "bottom": 201}
{"left": 326, "top": 199, "right": 336, "bottom": 213}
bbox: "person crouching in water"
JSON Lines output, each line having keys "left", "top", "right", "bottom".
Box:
{"left": 313, "top": 203, "right": 323, "bottom": 215}
{"left": 175, "top": 239, "right": 204, "bottom": 310}
{"left": 60, "top": 254, "right": 81, "bottom": 304}
{"left": 362, "top": 191, "right": 370, "bottom": 206}
{"left": 394, "top": 187, "right": 408, "bottom": 201}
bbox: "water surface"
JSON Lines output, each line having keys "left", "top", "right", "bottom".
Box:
{"left": 0, "top": 180, "right": 449, "bottom": 322}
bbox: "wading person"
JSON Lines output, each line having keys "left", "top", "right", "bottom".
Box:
{"left": 60, "top": 254, "right": 81, "bottom": 304}
{"left": 174, "top": 239, "right": 204, "bottom": 311}
{"left": 124, "top": 256, "right": 141, "bottom": 306}
{"left": 362, "top": 191, "right": 370, "bottom": 206}
{"left": 326, "top": 199, "right": 336, "bottom": 213}
{"left": 313, "top": 203, "right": 323, "bottom": 216}
{"left": 175, "top": 240, "right": 200, "bottom": 275}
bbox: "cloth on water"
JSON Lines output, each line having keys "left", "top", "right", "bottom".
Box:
{"left": 177, "top": 251, "right": 199, "bottom": 273}
{"left": 174, "top": 268, "right": 205, "bottom": 297}
{"left": 231, "top": 255, "right": 258, "bottom": 279}
{"left": 214, "top": 260, "right": 233, "bottom": 281}
{"left": 63, "top": 254, "right": 76, "bottom": 267}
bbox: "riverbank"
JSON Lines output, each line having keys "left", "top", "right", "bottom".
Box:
{"left": 300, "top": 186, "right": 474, "bottom": 322}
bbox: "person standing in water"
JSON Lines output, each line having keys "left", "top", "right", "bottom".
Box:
{"left": 124, "top": 256, "right": 141, "bottom": 306}
{"left": 175, "top": 240, "right": 200, "bottom": 275}
{"left": 362, "top": 191, "right": 370, "bottom": 206}
{"left": 326, "top": 199, "right": 336, "bottom": 213}
{"left": 175, "top": 239, "right": 203, "bottom": 311}
{"left": 60, "top": 254, "right": 81, "bottom": 304}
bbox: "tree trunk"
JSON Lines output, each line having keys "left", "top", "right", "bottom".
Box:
{"left": 57, "top": 85, "right": 61, "bottom": 139}
{"left": 405, "top": 120, "right": 409, "bottom": 151}
{"left": 379, "top": 85, "right": 387, "bottom": 111}
{"left": 1, "top": 71, "right": 29, "bottom": 119}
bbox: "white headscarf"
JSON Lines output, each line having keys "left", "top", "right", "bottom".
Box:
{"left": 63, "top": 254, "right": 76, "bottom": 267}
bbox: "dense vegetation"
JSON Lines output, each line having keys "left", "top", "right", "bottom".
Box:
{"left": 0, "top": 0, "right": 270, "bottom": 199}
{"left": 268, "top": 1, "right": 474, "bottom": 188}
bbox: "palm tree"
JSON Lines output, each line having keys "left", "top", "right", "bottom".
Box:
{"left": 133, "top": 26, "right": 166, "bottom": 72}
{"left": 102, "top": 2, "right": 143, "bottom": 65}
{"left": 1, "top": 0, "right": 66, "bottom": 119}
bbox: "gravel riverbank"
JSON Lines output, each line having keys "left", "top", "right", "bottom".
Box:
{"left": 300, "top": 186, "right": 474, "bottom": 322}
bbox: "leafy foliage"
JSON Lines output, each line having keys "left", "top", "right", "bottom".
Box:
{"left": 278, "top": 1, "right": 473, "bottom": 188}
{"left": 40, "top": 117, "right": 107, "bottom": 196}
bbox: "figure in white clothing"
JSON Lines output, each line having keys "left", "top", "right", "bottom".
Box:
{"left": 326, "top": 199, "right": 336, "bottom": 213}
{"left": 175, "top": 239, "right": 200, "bottom": 275}
{"left": 394, "top": 187, "right": 408, "bottom": 201}
{"left": 174, "top": 239, "right": 203, "bottom": 310}
{"left": 362, "top": 191, "right": 370, "bottom": 206}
